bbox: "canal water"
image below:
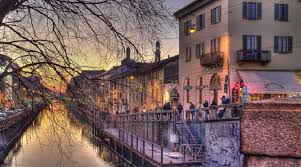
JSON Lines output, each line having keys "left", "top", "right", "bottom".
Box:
{"left": 0, "top": 102, "right": 114, "bottom": 167}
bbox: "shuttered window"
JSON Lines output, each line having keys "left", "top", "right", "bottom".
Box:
{"left": 196, "top": 14, "right": 205, "bottom": 30}
{"left": 196, "top": 42, "right": 205, "bottom": 58}
{"left": 211, "top": 38, "right": 221, "bottom": 52}
{"left": 243, "top": 2, "right": 262, "bottom": 20}
{"left": 274, "top": 36, "right": 293, "bottom": 54}
{"left": 211, "top": 6, "right": 221, "bottom": 24}
{"left": 184, "top": 20, "right": 192, "bottom": 35}
{"left": 186, "top": 46, "right": 192, "bottom": 61}
{"left": 243, "top": 35, "right": 261, "bottom": 51}
{"left": 275, "top": 4, "right": 288, "bottom": 21}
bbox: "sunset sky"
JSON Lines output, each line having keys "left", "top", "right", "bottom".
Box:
{"left": 74, "top": 0, "right": 195, "bottom": 70}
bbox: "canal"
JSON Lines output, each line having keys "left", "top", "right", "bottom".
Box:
{"left": 0, "top": 102, "right": 114, "bottom": 167}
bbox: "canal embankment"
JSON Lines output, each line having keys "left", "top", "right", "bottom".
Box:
{"left": 0, "top": 102, "right": 48, "bottom": 163}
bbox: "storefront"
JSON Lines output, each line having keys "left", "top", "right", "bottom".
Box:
{"left": 237, "top": 71, "right": 301, "bottom": 102}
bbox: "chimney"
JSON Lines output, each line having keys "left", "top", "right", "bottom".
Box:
{"left": 126, "top": 47, "right": 131, "bottom": 60}
{"left": 155, "top": 41, "right": 161, "bottom": 62}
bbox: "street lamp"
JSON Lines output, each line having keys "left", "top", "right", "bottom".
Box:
{"left": 129, "top": 75, "right": 135, "bottom": 80}
{"left": 189, "top": 26, "right": 197, "bottom": 34}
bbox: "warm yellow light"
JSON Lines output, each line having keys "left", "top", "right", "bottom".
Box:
{"left": 129, "top": 75, "right": 135, "bottom": 80}
{"left": 163, "top": 90, "right": 170, "bottom": 103}
{"left": 189, "top": 27, "right": 196, "bottom": 33}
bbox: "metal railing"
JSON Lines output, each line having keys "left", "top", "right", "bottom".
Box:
{"left": 200, "top": 52, "right": 224, "bottom": 67}
{"left": 0, "top": 110, "right": 28, "bottom": 132}
{"left": 118, "top": 128, "right": 165, "bottom": 165}
{"left": 237, "top": 50, "right": 271, "bottom": 63}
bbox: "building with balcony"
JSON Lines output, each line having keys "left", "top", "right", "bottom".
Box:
{"left": 174, "top": 0, "right": 301, "bottom": 109}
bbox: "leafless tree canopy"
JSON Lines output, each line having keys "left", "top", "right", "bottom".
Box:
{"left": 0, "top": 0, "right": 172, "bottom": 87}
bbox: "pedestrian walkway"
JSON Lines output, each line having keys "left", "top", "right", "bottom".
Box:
{"left": 104, "top": 128, "right": 202, "bottom": 166}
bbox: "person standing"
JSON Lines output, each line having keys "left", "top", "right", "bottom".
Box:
{"left": 189, "top": 102, "right": 196, "bottom": 120}
{"left": 203, "top": 100, "right": 209, "bottom": 120}
{"left": 177, "top": 103, "right": 183, "bottom": 118}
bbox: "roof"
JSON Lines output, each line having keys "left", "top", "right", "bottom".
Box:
{"left": 81, "top": 70, "right": 105, "bottom": 79}
{"left": 174, "top": 0, "right": 215, "bottom": 19}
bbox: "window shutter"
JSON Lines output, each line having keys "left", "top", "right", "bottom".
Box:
{"left": 257, "top": 36, "right": 261, "bottom": 51}
{"left": 218, "top": 6, "right": 221, "bottom": 22}
{"left": 196, "top": 44, "right": 200, "bottom": 57}
{"left": 257, "top": 3, "right": 262, "bottom": 19}
{"left": 211, "top": 9, "right": 214, "bottom": 24}
{"left": 288, "top": 36, "right": 293, "bottom": 53}
{"left": 284, "top": 4, "right": 288, "bottom": 21}
{"left": 243, "top": 35, "right": 247, "bottom": 50}
{"left": 196, "top": 16, "right": 200, "bottom": 30}
{"left": 274, "top": 36, "right": 279, "bottom": 53}
{"left": 243, "top": 2, "right": 248, "bottom": 19}
{"left": 202, "top": 14, "right": 205, "bottom": 29}
{"left": 275, "top": 4, "right": 279, "bottom": 20}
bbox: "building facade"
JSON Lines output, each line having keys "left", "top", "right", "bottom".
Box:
{"left": 100, "top": 43, "right": 179, "bottom": 114}
{"left": 175, "top": 0, "right": 301, "bottom": 109}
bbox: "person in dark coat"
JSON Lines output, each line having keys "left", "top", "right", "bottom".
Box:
{"left": 203, "top": 100, "right": 209, "bottom": 120}
{"left": 189, "top": 102, "right": 196, "bottom": 120}
{"left": 177, "top": 103, "right": 183, "bottom": 118}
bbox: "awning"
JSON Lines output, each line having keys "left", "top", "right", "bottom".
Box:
{"left": 238, "top": 71, "right": 301, "bottom": 94}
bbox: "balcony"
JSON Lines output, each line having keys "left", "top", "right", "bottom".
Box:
{"left": 237, "top": 50, "right": 271, "bottom": 64}
{"left": 200, "top": 52, "right": 224, "bottom": 67}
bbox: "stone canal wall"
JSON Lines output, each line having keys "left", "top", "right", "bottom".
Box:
{"left": 0, "top": 102, "right": 47, "bottom": 163}
{"left": 241, "top": 98, "right": 301, "bottom": 167}
{"left": 202, "top": 121, "right": 243, "bottom": 167}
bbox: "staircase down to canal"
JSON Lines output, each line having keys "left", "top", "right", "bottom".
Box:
{"left": 72, "top": 104, "right": 242, "bottom": 167}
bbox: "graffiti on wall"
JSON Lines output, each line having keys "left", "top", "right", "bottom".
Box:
{"left": 205, "top": 122, "right": 242, "bottom": 167}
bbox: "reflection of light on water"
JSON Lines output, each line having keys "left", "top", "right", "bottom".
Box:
{"left": 1, "top": 102, "right": 113, "bottom": 167}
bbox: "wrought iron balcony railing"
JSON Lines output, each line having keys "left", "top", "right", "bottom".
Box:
{"left": 237, "top": 50, "right": 271, "bottom": 64}
{"left": 200, "top": 52, "right": 224, "bottom": 67}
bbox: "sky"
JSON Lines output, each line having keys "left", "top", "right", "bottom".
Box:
{"left": 75, "top": 0, "right": 195, "bottom": 70}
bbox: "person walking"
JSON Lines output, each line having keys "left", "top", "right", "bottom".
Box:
{"left": 189, "top": 102, "right": 196, "bottom": 120}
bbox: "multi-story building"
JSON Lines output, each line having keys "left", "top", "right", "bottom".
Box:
{"left": 101, "top": 42, "right": 179, "bottom": 114}
{"left": 174, "top": 0, "right": 301, "bottom": 109}
{"left": 67, "top": 70, "right": 106, "bottom": 110}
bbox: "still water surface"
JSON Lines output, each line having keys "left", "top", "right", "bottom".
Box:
{"left": 1, "top": 102, "right": 113, "bottom": 167}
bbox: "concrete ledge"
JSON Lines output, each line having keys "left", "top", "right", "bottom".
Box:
{"left": 245, "top": 156, "right": 301, "bottom": 167}
{"left": 241, "top": 98, "right": 301, "bottom": 158}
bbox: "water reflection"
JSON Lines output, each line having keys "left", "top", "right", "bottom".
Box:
{"left": 1, "top": 102, "right": 113, "bottom": 167}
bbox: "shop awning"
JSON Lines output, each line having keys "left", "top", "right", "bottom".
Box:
{"left": 238, "top": 71, "right": 301, "bottom": 94}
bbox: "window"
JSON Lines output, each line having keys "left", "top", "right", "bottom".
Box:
{"left": 196, "top": 14, "right": 205, "bottom": 30}
{"left": 185, "top": 79, "right": 190, "bottom": 103}
{"left": 243, "top": 2, "right": 262, "bottom": 20}
{"left": 184, "top": 20, "right": 192, "bottom": 35}
{"left": 243, "top": 35, "right": 261, "bottom": 50}
{"left": 274, "top": 36, "right": 293, "bottom": 53}
{"left": 199, "top": 77, "right": 203, "bottom": 104}
{"left": 196, "top": 43, "right": 205, "bottom": 58}
{"left": 275, "top": 4, "right": 288, "bottom": 21}
{"left": 211, "top": 6, "right": 221, "bottom": 24}
{"left": 211, "top": 38, "right": 221, "bottom": 52}
{"left": 186, "top": 46, "right": 192, "bottom": 61}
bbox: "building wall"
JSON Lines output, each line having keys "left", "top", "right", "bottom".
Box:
{"left": 179, "top": 0, "right": 230, "bottom": 110}
{"left": 178, "top": 0, "right": 301, "bottom": 107}
{"left": 228, "top": 0, "right": 301, "bottom": 91}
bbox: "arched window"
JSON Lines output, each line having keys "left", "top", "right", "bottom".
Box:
{"left": 210, "top": 74, "right": 221, "bottom": 105}
{"left": 198, "top": 77, "right": 203, "bottom": 104}
{"left": 184, "top": 78, "right": 190, "bottom": 103}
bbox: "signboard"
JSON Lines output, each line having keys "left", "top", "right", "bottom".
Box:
{"left": 242, "top": 86, "right": 249, "bottom": 103}
{"left": 232, "top": 88, "right": 239, "bottom": 103}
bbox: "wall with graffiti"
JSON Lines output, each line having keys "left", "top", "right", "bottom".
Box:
{"left": 203, "top": 121, "right": 243, "bottom": 167}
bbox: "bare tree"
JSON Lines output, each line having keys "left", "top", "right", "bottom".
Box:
{"left": 0, "top": 0, "right": 172, "bottom": 88}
